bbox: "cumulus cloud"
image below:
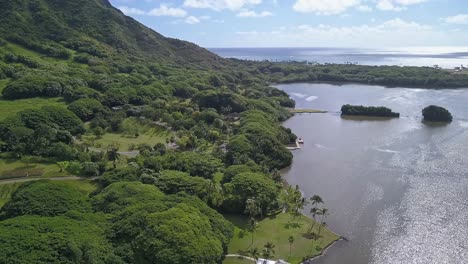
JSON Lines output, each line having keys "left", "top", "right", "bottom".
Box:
{"left": 444, "top": 14, "right": 468, "bottom": 25}
{"left": 357, "top": 5, "right": 372, "bottom": 12}
{"left": 117, "top": 6, "right": 146, "bottom": 15}
{"left": 185, "top": 16, "right": 201, "bottom": 24}
{"left": 234, "top": 18, "right": 438, "bottom": 47}
{"left": 376, "top": 0, "right": 428, "bottom": 11}
{"left": 148, "top": 4, "right": 187, "bottom": 17}
{"left": 237, "top": 10, "right": 273, "bottom": 17}
{"left": 118, "top": 4, "right": 188, "bottom": 17}
{"left": 183, "top": 0, "right": 262, "bottom": 11}
{"left": 293, "top": 0, "right": 361, "bottom": 15}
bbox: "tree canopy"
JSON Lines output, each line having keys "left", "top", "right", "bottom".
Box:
{"left": 422, "top": 105, "right": 453, "bottom": 122}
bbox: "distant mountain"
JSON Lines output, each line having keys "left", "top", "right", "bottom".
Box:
{"left": 0, "top": 0, "right": 227, "bottom": 68}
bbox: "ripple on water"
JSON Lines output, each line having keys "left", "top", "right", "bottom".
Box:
{"left": 371, "top": 128, "right": 468, "bottom": 264}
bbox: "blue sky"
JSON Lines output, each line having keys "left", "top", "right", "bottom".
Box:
{"left": 110, "top": 0, "right": 468, "bottom": 48}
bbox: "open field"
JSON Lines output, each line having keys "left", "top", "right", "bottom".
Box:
{"left": 0, "top": 154, "right": 71, "bottom": 180}
{"left": 225, "top": 213, "right": 340, "bottom": 264}
{"left": 90, "top": 127, "right": 170, "bottom": 151}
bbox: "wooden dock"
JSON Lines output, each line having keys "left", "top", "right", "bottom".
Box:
{"left": 286, "top": 140, "right": 301, "bottom": 150}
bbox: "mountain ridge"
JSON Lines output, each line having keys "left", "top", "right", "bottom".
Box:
{"left": 0, "top": 0, "right": 228, "bottom": 69}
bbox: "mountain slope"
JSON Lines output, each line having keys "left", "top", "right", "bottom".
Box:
{"left": 0, "top": 0, "right": 227, "bottom": 68}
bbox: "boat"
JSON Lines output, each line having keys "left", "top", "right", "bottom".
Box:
{"left": 297, "top": 138, "right": 304, "bottom": 144}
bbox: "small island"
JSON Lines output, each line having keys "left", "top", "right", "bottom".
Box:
{"left": 341, "top": 104, "right": 400, "bottom": 118}
{"left": 422, "top": 105, "right": 453, "bottom": 122}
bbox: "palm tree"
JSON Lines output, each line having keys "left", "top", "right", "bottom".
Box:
{"left": 310, "top": 195, "right": 324, "bottom": 209}
{"left": 249, "top": 247, "right": 260, "bottom": 261}
{"left": 288, "top": 236, "right": 294, "bottom": 258}
{"left": 318, "top": 208, "right": 329, "bottom": 235}
{"left": 106, "top": 146, "right": 120, "bottom": 168}
{"left": 245, "top": 198, "right": 260, "bottom": 246}
{"left": 308, "top": 207, "right": 319, "bottom": 233}
{"left": 262, "top": 242, "right": 275, "bottom": 261}
{"left": 308, "top": 195, "right": 324, "bottom": 232}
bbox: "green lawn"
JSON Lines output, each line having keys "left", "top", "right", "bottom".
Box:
{"left": 226, "top": 213, "right": 340, "bottom": 264}
{"left": 0, "top": 97, "right": 66, "bottom": 120}
{"left": 0, "top": 154, "right": 71, "bottom": 180}
{"left": 91, "top": 127, "right": 170, "bottom": 151}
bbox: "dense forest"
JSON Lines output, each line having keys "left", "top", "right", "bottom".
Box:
{"left": 0, "top": 0, "right": 297, "bottom": 263}
{"left": 0, "top": 0, "right": 463, "bottom": 263}
{"left": 341, "top": 104, "right": 400, "bottom": 117}
{"left": 239, "top": 60, "right": 468, "bottom": 88}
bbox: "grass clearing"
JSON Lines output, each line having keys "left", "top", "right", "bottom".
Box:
{"left": 225, "top": 213, "right": 340, "bottom": 264}
{"left": 58, "top": 179, "right": 97, "bottom": 195}
{"left": 0, "top": 154, "right": 71, "bottom": 180}
{"left": 0, "top": 97, "right": 66, "bottom": 120}
{"left": 91, "top": 127, "right": 170, "bottom": 151}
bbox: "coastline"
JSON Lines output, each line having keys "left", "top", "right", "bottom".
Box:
{"left": 302, "top": 237, "right": 344, "bottom": 264}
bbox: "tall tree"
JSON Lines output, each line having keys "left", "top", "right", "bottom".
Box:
{"left": 309, "top": 195, "right": 324, "bottom": 233}
{"left": 288, "top": 235, "right": 294, "bottom": 259}
{"left": 245, "top": 198, "right": 261, "bottom": 246}
{"left": 249, "top": 247, "right": 260, "bottom": 261}
{"left": 262, "top": 242, "right": 275, "bottom": 260}
{"left": 318, "top": 208, "right": 329, "bottom": 235}
{"left": 106, "top": 145, "right": 120, "bottom": 168}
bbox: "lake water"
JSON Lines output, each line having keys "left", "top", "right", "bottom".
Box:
{"left": 209, "top": 47, "right": 468, "bottom": 69}
{"left": 278, "top": 83, "right": 468, "bottom": 264}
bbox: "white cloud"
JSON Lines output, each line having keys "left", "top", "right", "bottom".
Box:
{"left": 376, "top": 0, "right": 427, "bottom": 11}
{"left": 148, "top": 4, "right": 187, "bottom": 17}
{"left": 237, "top": 10, "right": 273, "bottom": 17}
{"left": 357, "top": 5, "right": 372, "bottom": 12}
{"left": 444, "top": 14, "right": 468, "bottom": 25}
{"left": 185, "top": 16, "right": 201, "bottom": 24}
{"left": 293, "top": 0, "right": 361, "bottom": 15}
{"left": 234, "top": 18, "right": 437, "bottom": 47}
{"left": 183, "top": 0, "right": 262, "bottom": 11}
{"left": 117, "top": 6, "right": 146, "bottom": 15}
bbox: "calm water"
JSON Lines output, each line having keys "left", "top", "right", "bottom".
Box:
{"left": 278, "top": 83, "right": 468, "bottom": 264}
{"left": 210, "top": 47, "right": 468, "bottom": 68}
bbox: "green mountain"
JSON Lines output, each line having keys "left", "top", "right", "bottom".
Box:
{"left": 0, "top": 0, "right": 228, "bottom": 68}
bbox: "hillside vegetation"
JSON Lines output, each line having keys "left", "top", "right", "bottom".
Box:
{"left": 0, "top": 0, "right": 319, "bottom": 263}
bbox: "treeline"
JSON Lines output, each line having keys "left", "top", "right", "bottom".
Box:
{"left": 239, "top": 60, "right": 468, "bottom": 88}
{"left": 341, "top": 104, "right": 400, "bottom": 117}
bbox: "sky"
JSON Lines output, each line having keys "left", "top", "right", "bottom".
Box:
{"left": 109, "top": 0, "right": 468, "bottom": 48}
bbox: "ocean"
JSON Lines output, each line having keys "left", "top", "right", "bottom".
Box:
{"left": 209, "top": 47, "right": 468, "bottom": 69}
